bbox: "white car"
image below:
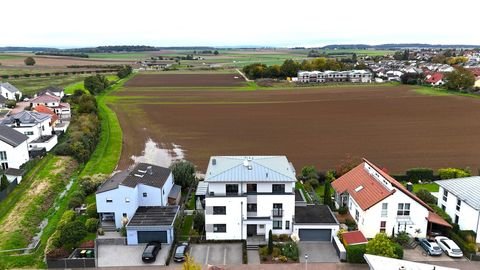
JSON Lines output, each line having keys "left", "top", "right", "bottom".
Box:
{"left": 435, "top": 236, "right": 463, "bottom": 258}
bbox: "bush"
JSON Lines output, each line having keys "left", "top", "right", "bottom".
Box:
{"left": 447, "top": 231, "right": 477, "bottom": 255}
{"left": 5, "top": 100, "right": 16, "bottom": 109}
{"left": 280, "top": 242, "right": 298, "bottom": 261}
{"left": 406, "top": 168, "right": 434, "bottom": 183}
{"left": 438, "top": 168, "right": 471, "bottom": 180}
{"left": 366, "top": 233, "right": 397, "bottom": 258}
{"left": 86, "top": 203, "right": 97, "bottom": 218}
{"left": 79, "top": 174, "right": 106, "bottom": 195}
{"left": 58, "top": 221, "right": 87, "bottom": 249}
{"left": 58, "top": 210, "right": 76, "bottom": 230}
{"left": 345, "top": 218, "right": 357, "bottom": 230}
{"left": 346, "top": 244, "right": 366, "bottom": 263}
{"left": 458, "top": 230, "right": 477, "bottom": 243}
{"left": 259, "top": 246, "right": 269, "bottom": 257}
{"left": 120, "top": 226, "right": 126, "bottom": 237}
{"left": 416, "top": 189, "right": 437, "bottom": 205}
{"left": 193, "top": 211, "right": 205, "bottom": 232}
{"left": 68, "top": 194, "right": 84, "bottom": 209}
{"left": 278, "top": 255, "right": 288, "bottom": 262}
{"left": 301, "top": 165, "right": 318, "bottom": 179}
{"left": 278, "top": 234, "right": 289, "bottom": 242}
{"left": 306, "top": 178, "right": 320, "bottom": 189}
{"left": 272, "top": 247, "right": 281, "bottom": 257}
{"left": 394, "top": 231, "right": 410, "bottom": 246}
{"left": 429, "top": 204, "right": 452, "bottom": 224}
{"left": 338, "top": 206, "right": 348, "bottom": 215}
{"left": 24, "top": 57, "right": 36, "bottom": 66}
{"left": 393, "top": 243, "right": 404, "bottom": 259}
{"left": 85, "top": 218, "right": 99, "bottom": 232}
{"left": 117, "top": 65, "right": 133, "bottom": 78}
{"left": 170, "top": 160, "right": 196, "bottom": 189}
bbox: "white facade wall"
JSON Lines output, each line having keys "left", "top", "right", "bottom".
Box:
{"left": 205, "top": 196, "right": 247, "bottom": 240}
{"left": 438, "top": 187, "right": 480, "bottom": 243}
{"left": 12, "top": 118, "right": 52, "bottom": 143}
{"left": 96, "top": 186, "right": 140, "bottom": 228}
{"left": 0, "top": 87, "right": 21, "bottom": 100}
{"left": 32, "top": 101, "right": 60, "bottom": 108}
{"left": 0, "top": 139, "right": 29, "bottom": 170}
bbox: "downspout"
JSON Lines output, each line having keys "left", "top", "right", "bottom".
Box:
{"left": 241, "top": 201, "right": 244, "bottom": 240}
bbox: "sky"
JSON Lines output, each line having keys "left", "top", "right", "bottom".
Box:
{"left": 2, "top": 0, "right": 480, "bottom": 48}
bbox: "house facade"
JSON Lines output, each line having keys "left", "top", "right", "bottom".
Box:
{"left": 204, "top": 156, "right": 296, "bottom": 240}
{"left": 298, "top": 70, "right": 372, "bottom": 83}
{"left": 0, "top": 125, "right": 29, "bottom": 171}
{"left": 332, "top": 159, "right": 451, "bottom": 239}
{"left": 96, "top": 163, "right": 179, "bottom": 229}
{"left": 36, "top": 86, "right": 65, "bottom": 99}
{"left": 436, "top": 177, "right": 480, "bottom": 244}
{"left": 0, "top": 82, "right": 22, "bottom": 100}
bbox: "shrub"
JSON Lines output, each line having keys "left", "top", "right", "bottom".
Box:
{"left": 406, "top": 168, "right": 434, "bottom": 183}
{"left": 79, "top": 174, "right": 106, "bottom": 195}
{"left": 393, "top": 243, "right": 404, "bottom": 259}
{"left": 429, "top": 204, "right": 452, "bottom": 224}
{"left": 120, "top": 226, "right": 126, "bottom": 237}
{"left": 58, "top": 210, "right": 76, "bottom": 229}
{"left": 394, "top": 231, "right": 410, "bottom": 246}
{"left": 338, "top": 206, "right": 348, "bottom": 215}
{"left": 416, "top": 189, "right": 437, "bottom": 205}
{"left": 301, "top": 165, "right": 318, "bottom": 179}
{"left": 5, "top": 100, "right": 16, "bottom": 109}
{"left": 346, "top": 244, "right": 366, "bottom": 263}
{"left": 278, "top": 234, "right": 289, "bottom": 242}
{"left": 68, "top": 195, "right": 84, "bottom": 209}
{"left": 46, "top": 247, "right": 70, "bottom": 259}
{"left": 58, "top": 221, "right": 87, "bottom": 249}
{"left": 268, "top": 230, "right": 273, "bottom": 254}
{"left": 272, "top": 247, "right": 281, "bottom": 257}
{"left": 280, "top": 242, "right": 299, "bottom": 261}
{"left": 85, "top": 218, "right": 99, "bottom": 233}
{"left": 306, "top": 178, "right": 320, "bottom": 189}
{"left": 447, "top": 231, "right": 477, "bottom": 255}
{"left": 24, "top": 57, "right": 36, "bottom": 66}
{"left": 170, "top": 160, "right": 196, "bottom": 189}
{"left": 345, "top": 218, "right": 357, "bottom": 230}
{"left": 438, "top": 168, "right": 471, "bottom": 180}
{"left": 86, "top": 203, "right": 97, "bottom": 218}
{"left": 193, "top": 211, "right": 204, "bottom": 232}
{"left": 366, "top": 233, "right": 397, "bottom": 258}
{"left": 261, "top": 255, "right": 267, "bottom": 262}
{"left": 278, "top": 255, "right": 288, "bottom": 262}
{"left": 303, "top": 182, "right": 312, "bottom": 191}
{"left": 259, "top": 246, "right": 269, "bottom": 257}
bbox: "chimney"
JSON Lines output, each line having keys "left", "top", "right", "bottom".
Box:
{"left": 147, "top": 166, "right": 153, "bottom": 175}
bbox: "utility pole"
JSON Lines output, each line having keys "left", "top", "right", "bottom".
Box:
{"left": 305, "top": 253, "right": 308, "bottom": 270}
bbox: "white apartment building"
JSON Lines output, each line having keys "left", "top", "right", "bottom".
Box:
{"left": 0, "top": 125, "right": 29, "bottom": 171}
{"left": 204, "top": 156, "right": 296, "bottom": 241}
{"left": 298, "top": 70, "right": 372, "bottom": 83}
{"left": 0, "top": 82, "right": 22, "bottom": 100}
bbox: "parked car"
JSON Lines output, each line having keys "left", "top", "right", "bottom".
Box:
{"left": 419, "top": 238, "right": 443, "bottom": 256}
{"left": 435, "top": 236, "right": 463, "bottom": 258}
{"left": 173, "top": 242, "right": 189, "bottom": 262}
{"left": 142, "top": 241, "right": 162, "bottom": 263}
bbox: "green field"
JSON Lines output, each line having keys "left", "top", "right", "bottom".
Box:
{"left": 64, "top": 75, "right": 119, "bottom": 95}
{"left": 0, "top": 54, "right": 24, "bottom": 60}
{"left": 8, "top": 74, "right": 91, "bottom": 96}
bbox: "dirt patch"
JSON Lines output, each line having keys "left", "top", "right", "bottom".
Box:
{"left": 111, "top": 82, "right": 480, "bottom": 173}
{"left": 27, "top": 181, "right": 50, "bottom": 197}
{"left": 125, "top": 73, "right": 246, "bottom": 87}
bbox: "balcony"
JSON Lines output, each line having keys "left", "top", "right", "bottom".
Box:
{"left": 272, "top": 209, "right": 283, "bottom": 217}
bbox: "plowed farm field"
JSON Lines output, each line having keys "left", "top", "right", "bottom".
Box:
{"left": 109, "top": 73, "right": 480, "bottom": 173}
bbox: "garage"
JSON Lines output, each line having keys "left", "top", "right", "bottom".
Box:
{"left": 137, "top": 231, "right": 167, "bottom": 243}
{"left": 299, "top": 229, "right": 332, "bottom": 241}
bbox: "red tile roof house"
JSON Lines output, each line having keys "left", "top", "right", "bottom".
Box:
{"left": 424, "top": 72, "right": 444, "bottom": 86}
{"left": 332, "top": 159, "right": 451, "bottom": 239}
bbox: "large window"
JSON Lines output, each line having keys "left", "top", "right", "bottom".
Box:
{"left": 456, "top": 199, "right": 461, "bottom": 211}
{"left": 355, "top": 210, "right": 359, "bottom": 221}
{"left": 443, "top": 190, "right": 448, "bottom": 201}
{"left": 381, "top": 203, "right": 388, "bottom": 217}
{"left": 273, "top": 220, "right": 282, "bottom": 229}
{"left": 397, "top": 203, "right": 411, "bottom": 216}
{"left": 0, "top": 151, "right": 7, "bottom": 161}
{"left": 213, "top": 206, "right": 226, "bottom": 215}
{"left": 1, "top": 162, "right": 8, "bottom": 170}
{"left": 213, "top": 224, "right": 226, "bottom": 233}
{"left": 226, "top": 184, "right": 238, "bottom": 195}
{"left": 247, "top": 204, "right": 257, "bottom": 212}
{"left": 247, "top": 184, "right": 257, "bottom": 193}
{"left": 455, "top": 215, "right": 459, "bottom": 224}
{"left": 380, "top": 221, "right": 386, "bottom": 233}
{"left": 272, "top": 184, "right": 285, "bottom": 193}
{"left": 273, "top": 203, "right": 283, "bottom": 217}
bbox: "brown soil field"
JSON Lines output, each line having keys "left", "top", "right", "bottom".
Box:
{"left": 124, "top": 73, "right": 246, "bottom": 87}
{"left": 0, "top": 55, "right": 135, "bottom": 67}
{"left": 110, "top": 81, "right": 480, "bottom": 173}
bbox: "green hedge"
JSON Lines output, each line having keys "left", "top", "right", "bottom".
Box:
{"left": 438, "top": 168, "right": 471, "bottom": 180}
{"left": 393, "top": 243, "right": 404, "bottom": 259}
{"left": 406, "top": 168, "right": 434, "bottom": 183}
{"left": 447, "top": 231, "right": 477, "bottom": 255}
{"left": 346, "top": 244, "right": 366, "bottom": 263}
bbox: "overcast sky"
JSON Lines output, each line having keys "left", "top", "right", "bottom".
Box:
{"left": 2, "top": 0, "right": 479, "bottom": 48}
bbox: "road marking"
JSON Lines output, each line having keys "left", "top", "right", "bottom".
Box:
{"left": 205, "top": 245, "right": 210, "bottom": 265}
{"left": 223, "top": 247, "right": 227, "bottom": 265}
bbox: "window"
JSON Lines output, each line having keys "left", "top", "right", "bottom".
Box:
{"left": 273, "top": 203, "right": 283, "bottom": 217}
{"left": 397, "top": 203, "right": 410, "bottom": 216}
{"left": 213, "top": 224, "right": 226, "bottom": 233}
{"left": 1, "top": 162, "right": 8, "bottom": 170}
{"left": 259, "top": 224, "right": 264, "bottom": 229}
{"left": 355, "top": 210, "right": 359, "bottom": 221}
{"left": 24, "top": 131, "right": 34, "bottom": 136}
{"left": 226, "top": 184, "right": 238, "bottom": 195}
{"left": 247, "top": 184, "right": 257, "bottom": 193}
{"left": 143, "top": 192, "right": 147, "bottom": 197}
{"left": 273, "top": 220, "right": 282, "bottom": 229}
{"left": 125, "top": 198, "right": 130, "bottom": 203}
{"left": 443, "top": 190, "right": 448, "bottom": 201}
{"left": 456, "top": 199, "right": 461, "bottom": 211}
{"left": 381, "top": 203, "right": 388, "bottom": 217}
{"left": 163, "top": 189, "right": 165, "bottom": 195}
{"left": 213, "top": 206, "right": 226, "bottom": 215}
{"left": 272, "top": 184, "right": 285, "bottom": 193}
{"left": 441, "top": 204, "right": 446, "bottom": 211}
{"left": 380, "top": 221, "right": 386, "bottom": 233}
{"left": 285, "top": 221, "right": 290, "bottom": 230}
{"left": 0, "top": 151, "right": 7, "bottom": 161}
{"left": 455, "top": 215, "right": 459, "bottom": 224}
{"left": 106, "top": 198, "right": 112, "bottom": 203}
{"left": 42, "top": 126, "right": 45, "bottom": 131}
{"left": 247, "top": 204, "right": 257, "bottom": 212}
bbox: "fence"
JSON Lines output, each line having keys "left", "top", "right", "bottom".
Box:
{"left": 0, "top": 179, "right": 18, "bottom": 202}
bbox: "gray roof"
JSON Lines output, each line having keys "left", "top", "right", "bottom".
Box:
{"left": 0, "top": 125, "right": 28, "bottom": 147}
{"left": 294, "top": 205, "right": 339, "bottom": 224}
{"left": 39, "top": 86, "right": 63, "bottom": 93}
{"left": 97, "top": 163, "right": 172, "bottom": 193}
{"left": 5, "top": 168, "right": 25, "bottom": 176}
{"left": 0, "top": 95, "right": 6, "bottom": 104}
{"left": 195, "top": 181, "right": 208, "bottom": 196}
{"left": 168, "top": 184, "right": 181, "bottom": 199}
{"left": 436, "top": 177, "right": 480, "bottom": 210}
{"left": 0, "top": 111, "right": 51, "bottom": 125}
{"left": 205, "top": 156, "right": 296, "bottom": 183}
{"left": 127, "top": 206, "right": 179, "bottom": 227}
{"left": 0, "top": 82, "right": 21, "bottom": 93}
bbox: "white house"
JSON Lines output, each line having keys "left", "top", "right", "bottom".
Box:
{"left": 332, "top": 159, "right": 451, "bottom": 239}
{"left": 204, "top": 156, "right": 297, "bottom": 241}
{"left": 30, "top": 92, "right": 71, "bottom": 120}
{"left": 0, "top": 125, "right": 29, "bottom": 171}
{"left": 36, "top": 86, "right": 65, "bottom": 99}
{"left": 297, "top": 70, "right": 372, "bottom": 83}
{"left": 96, "top": 163, "right": 179, "bottom": 229}
{"left": 29, "top": 93, "right": 61, "bottom": 108}
{"left": 0, "top": 82, "right": 22, "bottom": 100}
{"left": 436, "top": 177, "right": 480, "bottom": 244}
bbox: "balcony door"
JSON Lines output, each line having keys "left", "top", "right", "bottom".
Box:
{"left": 273, "top": 203, "right": 283, "bottom": 217}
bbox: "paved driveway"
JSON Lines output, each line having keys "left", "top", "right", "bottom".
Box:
{"left": 403, "top": 245, "right": 467, "bottom": 262}
{"left": 298, "top": 241, "right": 339, "bottom": 263}
{"left": 98, "top": 244, "right": 171, "bottom": 267}
{"left": 188, "top": 243, "right": 243, "bottom": 266}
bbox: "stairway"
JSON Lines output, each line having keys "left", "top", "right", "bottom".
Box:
{"left": 246, "top": 244, "right": 259, "bottom": 250}
{"left": 101, "top": 223, "right": 116, "bottom": 232}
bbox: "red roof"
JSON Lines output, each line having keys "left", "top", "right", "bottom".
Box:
{"left": 425, "top": 72, "right": 444, "bottom": 84}
{"left": 342, "top": 230, "right": 368, "bottom": 246}
{"left": 427, "top": 212, "right": 452, "bottom": 228}
{"left": 34, "top": 105, "right": 58, "bottom": 123}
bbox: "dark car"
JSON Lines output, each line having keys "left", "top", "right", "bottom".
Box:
{"left": 142, "top": 241, "right": 161, "bottom": 263}
{"left": 173, "top": 243, "right": 189, "bottom": 262}
{"left": 419, "top": 238, "right": 443, "bottom": 256}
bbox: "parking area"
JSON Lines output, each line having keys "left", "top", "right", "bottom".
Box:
{"left": 298, "top": 241, "right": 339, "bottom": 263}
{"left": 403, "top": 246, "right": 468, "bottom": 262}
{"left": 98, "top": 244, "right": 171, "bottom": 267}
{"left": 188, "top": 243, "right": 243, "bottom": 266}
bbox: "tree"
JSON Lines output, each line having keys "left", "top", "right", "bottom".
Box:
{"left": 323, "top": 171, "right": 334, "bottom": 209}
{"left": 301, "top": 165, "right": 317, "bottom": 180}
{"left": 280, "top": 59, "right": 300, "bottom": 78}
{"left": 0, "top": 174, "right": 9, "bottom": 191}
{"left": 268, "top": 229, "right": 273, "bottom": 254}
{"left": 415, "top": 189, "right": 437, "bottom": 205}
{"left": 193, "top": 211, "right": 204, "bottom": 232}
{"left": 401, "top": 73, "right": 424, "bottom": 85}
{"left": 366, "top": 233, "right": 397, "bottom": 258}
{"left": 182, "top": 255, "right": 201, "bottom": 270}
{"left": 445, "top": 68, "right": 475, "bottom": 91}
{"left": 117, "top": 65, "right": 132, "bottom": 78}
{"left": 24, "top": 57, "right": 36, "bottom": 66}
{"left": 352, "top": 53, "right": 358, "bottom": 63}
{"left": 58, "top": 221, "right": 87, "bottom": 249}
{"left": 84, "top": 74, "right": 110, "bottom": 95}
{"left": 170, "top": 160, "right": 196, "bottom": 189}
{"left": 213, "top": 50, "right": 219, "bottom": 56}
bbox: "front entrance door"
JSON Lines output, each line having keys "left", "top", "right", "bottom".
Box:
{"left": 247, "top": 225, "right": 257, "bottom": 237}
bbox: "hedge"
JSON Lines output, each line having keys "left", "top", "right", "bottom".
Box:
{"left": 405, "top": 168, "right": 434, "bottom": 183}
{"left": 393, "top": 243, "right": 404, "bottom": 259}
{"left": 438, "top": 168, "right": 471, "bottom": 180}
{"left": 447, "top": 230, "right": 477, "bottom": 255}
{"left": 346, "top": 244, "right": 366, "bottom": 263}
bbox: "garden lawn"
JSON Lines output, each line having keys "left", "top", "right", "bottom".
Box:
{"left": 179, "top": 215, "right": 193, "bottom": 242}
{"left": 413, "top": 182, "right": 439, "bottom": 193}
{"left": 295, "top": 182, "right": 312, "bottom": 203}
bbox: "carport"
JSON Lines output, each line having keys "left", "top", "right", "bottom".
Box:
{"left": 126, "top": 206, "right": 179, "bottom": 245}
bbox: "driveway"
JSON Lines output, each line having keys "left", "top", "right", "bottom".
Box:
{"left": 403, "top": 245, "right": 467, "bottom": 262}
{"left": 188, "top": 243, "right": 243, "bottom": 266}
{"left": 98, "top": 244, "right": 171, "bottom": 267}
{"left": 298, "top": 241, "right": 339, "bottom": 263}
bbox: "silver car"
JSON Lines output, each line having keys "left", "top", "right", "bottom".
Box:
{"left": 419, "top": 238, "right": 442, "bottom": 256}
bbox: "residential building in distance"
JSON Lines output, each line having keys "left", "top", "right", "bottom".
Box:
{"left": 30, "top": 91, "right": 71, "bottom": 120}
{"left": 298, "top": 70, "right": 372, "bottom": 83}
{"left": 0, "top": 125, "right": 29, "bottom": 170}
{"left": 332, "top": 158, "right": 451, "bottom": 239}
{"left": 436, "top": 176, "right": 480, "bottom": 244}
{"left": 36, "top": 86, "right": 65, "bottom": 99}
{"left": 0, "top": 82, "right": 22, "bottom": 100}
